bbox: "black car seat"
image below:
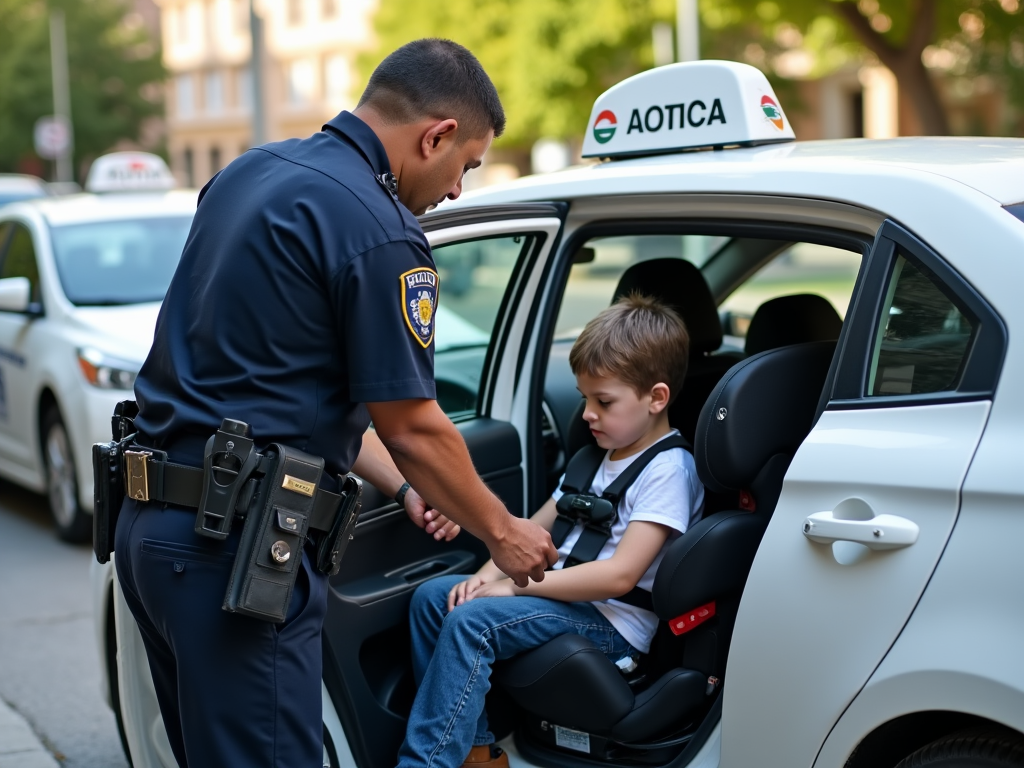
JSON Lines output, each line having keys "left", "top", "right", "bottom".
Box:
{"left": 565, "top": 258, "right": 739, "bottom": 455}
{"left": 744, "top": 293, "right": 843, "bottom": 356}
{"left": 496, "top": 341, "right": 836, "bottom": 757}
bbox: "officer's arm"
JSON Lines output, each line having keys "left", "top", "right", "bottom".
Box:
{"left": 351, "top": 429, "right": 460, "bottom": 541}
{"left": 367, "top": 398, "right": 559, "bottom": 587}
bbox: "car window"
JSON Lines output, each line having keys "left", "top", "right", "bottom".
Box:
{"left": 719, "top": 242, "right": 861, "bottom": 348}
{"left": 49, "top": 216, "right": 192, "bottom": 306}
{"left": 555, "top": 234, "right": 725, "bottom": 338}
{"left": 0, "top": 223, "right": 42, "bottom": 305}
{"left": 432, "top": 234, "right": 536, "bottom": 417}
{"left": 867, "top": 250, "right": 975, "bottom": 396}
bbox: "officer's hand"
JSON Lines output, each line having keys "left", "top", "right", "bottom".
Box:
{"left": 489, "top": 516, "right": 558, "bottom": 588}
{"left": 403, "top": 488, "right": 461, "bottom": 542}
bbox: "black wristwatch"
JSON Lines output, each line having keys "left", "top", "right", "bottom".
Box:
{"left": 394, "top": 482, "right": 411, "bottom": 509}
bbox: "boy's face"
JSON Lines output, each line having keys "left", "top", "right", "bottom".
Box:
{"left": 576, "top": 372, "right": 668, "bottom": 453}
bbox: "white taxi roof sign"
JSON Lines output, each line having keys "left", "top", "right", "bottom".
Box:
{"left": 582, "top": 60, "right": 795, "bottom": 159}
{"left": 85, "top": 152, "right": 176, "bottom": 193}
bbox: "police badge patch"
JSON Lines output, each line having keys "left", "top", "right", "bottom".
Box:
{"left": 400, "top": 267, "right": 439, "bottom": 348}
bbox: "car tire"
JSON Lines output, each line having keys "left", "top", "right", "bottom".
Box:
{"left": 895, "top": 729, "right": 1024, "bottom": 768}
{"left": 41, "top": 406, "right": 92, "bottom": 543}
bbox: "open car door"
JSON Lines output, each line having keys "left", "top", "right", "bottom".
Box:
{"left": 321, "top": 204, "right": 566, "bottom": 768}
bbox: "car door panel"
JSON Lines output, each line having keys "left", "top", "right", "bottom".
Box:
{"left": 720, "top": 220, "right": 1004, "bottom": 768}
{"left": 320, "top": 208, "right": 566, "bottom": 768}
{"left": 322, "top": 419, "right": 519, "bottom": 768}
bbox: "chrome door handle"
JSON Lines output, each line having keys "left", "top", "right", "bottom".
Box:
{"left": 802, "top": 511, "right": 919, "bottom": 550}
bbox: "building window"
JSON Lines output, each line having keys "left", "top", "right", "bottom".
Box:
{"left": 176, "top": 74, "right": 195, "bottom": 118}
{"left": 287, "top": 58, "right": 318, "bottom": 105}
{"left": 210, "top": 146, "right": 222, "bottom": 175}
{"left": 324, "top": 54, "right": 350, "bottom": 108}
{"left": 321, "top": 0, "right": 336, "bottom": 18}
{"left": 205, "top": 71, "right": 224, "bottom": 115}
{"left": 183, "top": 146, "right": 194, "bottom": 187}
{"left": 287, "top": 0, "right": 302, "bottom": 25}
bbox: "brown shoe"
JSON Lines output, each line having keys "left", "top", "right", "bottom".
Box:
{"left": 461, "top": 745, "right": 509, "bottom": 768}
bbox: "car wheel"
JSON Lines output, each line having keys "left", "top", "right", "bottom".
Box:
{"left": 896, "top": 729, "right": 1024, "bottom": 768}
{"left": 42, "top": 406, "right": 91, "bottom": 543}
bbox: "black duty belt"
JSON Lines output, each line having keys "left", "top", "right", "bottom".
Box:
{"left": 123, "top": 448, "right": 342, "bottom": 534}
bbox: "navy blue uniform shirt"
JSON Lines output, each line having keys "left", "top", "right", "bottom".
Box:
{"left": 134, "top": 112, "right": 438, "bottom": 476}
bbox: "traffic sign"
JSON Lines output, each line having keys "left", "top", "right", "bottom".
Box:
{"left": 34, "top": 116, "right": 72, "bottom": 160}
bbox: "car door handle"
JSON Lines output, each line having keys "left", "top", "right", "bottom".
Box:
{"left": 802, "top": 511, "right": 919, "bottom": 550}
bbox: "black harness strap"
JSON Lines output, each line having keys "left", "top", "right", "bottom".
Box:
{"left": 550, "top": 444, "right": 606, "bottom": 548}
{"left": 552, "top": 435, "right": 692, "bottom": 610}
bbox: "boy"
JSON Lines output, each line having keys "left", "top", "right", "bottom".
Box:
{"left": 397, "top": 294, "right": 705, "bottom": 768}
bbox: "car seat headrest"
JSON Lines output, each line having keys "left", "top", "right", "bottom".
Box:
{"left": 694, "top": 341, "right": 835, "bottom": 508}
{"left": 612, "top": 259, "right": 722, "bottom": 355}
{"left": 744, "top": 294, "right": 843, "bottom": 356}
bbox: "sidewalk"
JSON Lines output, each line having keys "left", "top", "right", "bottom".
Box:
{"left": 0, "top": 697, "right": 59, "bottom": 768}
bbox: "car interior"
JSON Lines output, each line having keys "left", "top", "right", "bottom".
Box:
{"left": 322, "top": 224, "right": 870, "bottom": 768}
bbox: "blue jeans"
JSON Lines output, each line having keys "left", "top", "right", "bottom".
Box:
{"left": 397, "top": 574, "right": 634, "bottom": 768}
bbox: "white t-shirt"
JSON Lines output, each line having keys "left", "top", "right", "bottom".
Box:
{"left": 550, "top": 430, "right": 704, "bottom": 654}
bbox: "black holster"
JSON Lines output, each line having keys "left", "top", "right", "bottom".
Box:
{"left": 92, "top": 400, "right": 139, "bottom": 564}
{"left": 221, "top": 444, "right": 361, "bottom": 623}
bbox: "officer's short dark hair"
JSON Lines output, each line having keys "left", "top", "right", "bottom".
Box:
{"left": 569, "top": 294, "right": 690, "bottom": 405}
{"left": 359, "top": 39, "right": 505, "bottom": 141}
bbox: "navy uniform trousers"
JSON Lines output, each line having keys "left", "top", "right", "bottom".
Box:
{"left": 114, "top": 497, "right": 328, "bottom": 768}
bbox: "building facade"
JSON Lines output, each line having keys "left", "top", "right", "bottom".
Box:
{"left": 158, "top": 0, "right": 376, "bottom": 187}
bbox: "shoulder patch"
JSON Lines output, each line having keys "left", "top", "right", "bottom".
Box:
{"left": 400, "top": 267, "right": 439, "bottom": 348}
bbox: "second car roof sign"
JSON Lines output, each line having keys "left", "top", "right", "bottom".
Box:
{"left": 581, "top": 60, "right": 796, "bottom": 160}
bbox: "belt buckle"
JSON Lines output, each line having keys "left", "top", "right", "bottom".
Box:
{"left": 125, "top": 450, "right": 152, "bottom": 502}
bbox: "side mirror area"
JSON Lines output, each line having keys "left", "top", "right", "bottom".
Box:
{"left": 0, "top": 276, "right": 41, "bottom": 315}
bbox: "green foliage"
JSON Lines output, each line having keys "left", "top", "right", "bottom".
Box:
{"left": 0, "top": 0, "right": 165, "bottom": 179}
{"left": 362, "top": 0, "right": 678, "bottom": 146}
{"left": 364, "top": 0, "right": 1024, "bottom": 145}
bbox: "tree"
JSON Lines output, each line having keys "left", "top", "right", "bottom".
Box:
{"left": 361, "top": 0, "right": 677, "bottom": 147}
{"left": 363, "top": 0, "right": 1023, "bottom": 147}
{"left": 0, "top": 0, "right": 166, "bottom": 180}
{"left": 702, "top": 0, "right": 1024, "bottom": 135}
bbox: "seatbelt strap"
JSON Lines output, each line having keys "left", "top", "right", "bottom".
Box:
{"left": 551, "top": 444, "right": 606, "bottom": 548}
{"left": 563, "top": 435, "right": 690, "bottom": 568}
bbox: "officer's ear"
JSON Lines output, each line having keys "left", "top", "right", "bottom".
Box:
{"left": 420, "top": 119, "right": 459, "bottom": 157}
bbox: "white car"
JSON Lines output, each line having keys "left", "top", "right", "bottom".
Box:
{"left": 94, "top": 61, "right": 1024, "bottom": 768}
{"left": 0, "top": 153, "right": 196, "bottom": 540}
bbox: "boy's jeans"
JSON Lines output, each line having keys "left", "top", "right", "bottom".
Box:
{"left": 397, "top": 574, "right": 634, "bottom": 768}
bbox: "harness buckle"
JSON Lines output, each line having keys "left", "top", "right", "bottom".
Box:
{"left": 124, "top": 450, "right": 152, "bottom": 502}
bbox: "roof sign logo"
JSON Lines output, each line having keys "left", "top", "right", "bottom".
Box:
{"left": 593, "top": 110, "right": 617, "bottom": 144}
{"left": 760, "top": 95, "right": 784, "bottom": 130}
{"left": 581, "top": 61, "right": 795, "bottom": 159}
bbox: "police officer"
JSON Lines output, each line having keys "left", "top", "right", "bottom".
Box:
{"left": 114, "top": 39, "right": 558, "bottom": 768}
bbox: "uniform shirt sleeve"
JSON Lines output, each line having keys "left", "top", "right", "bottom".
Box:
{"left": 335, "top": 238, "right": 438, "bottom": 403}
{"left": 624, "top": 454, "right": 700, "bottom": 536}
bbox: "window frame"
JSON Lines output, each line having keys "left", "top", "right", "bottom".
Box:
{"left": 828, "top": 219, "right": 1006, "bottom": 409}
{"left": 0, "top": 220, "right": 44, "bottom": 316}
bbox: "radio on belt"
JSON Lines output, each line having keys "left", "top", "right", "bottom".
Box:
{"left": 581, "top": 60, "right": 795, "bottom": 159}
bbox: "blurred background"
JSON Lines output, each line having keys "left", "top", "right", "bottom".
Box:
{"left": 1, "top": 0, "right": 1022, "bottom": 190}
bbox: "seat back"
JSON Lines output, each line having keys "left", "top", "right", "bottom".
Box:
{"left": 646, "top": 341, "right": 836, "bottom": 679}
{"left": 744, "top": 293, "right": 843, "bottom": 355}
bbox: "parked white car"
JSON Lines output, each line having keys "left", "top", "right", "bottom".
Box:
{"left": 0, "top": 153, "right": 196, "bottom": 540}
{"left": 94, "top": 62, "right": 1024, "bottom": 768}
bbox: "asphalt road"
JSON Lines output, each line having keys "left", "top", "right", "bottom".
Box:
{"left": 0, "top": 479, "right": 130, "bottom": 768}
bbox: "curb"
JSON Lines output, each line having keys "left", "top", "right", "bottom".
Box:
{"left": 0, "top": 697, "right": 60, "bottom": 768}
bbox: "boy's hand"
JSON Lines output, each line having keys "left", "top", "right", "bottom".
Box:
{"left": 460, "top": 578, "right": 516, "bottom": 603}
{"left": 447, "top": 576, "right": 487, "bottom": 611}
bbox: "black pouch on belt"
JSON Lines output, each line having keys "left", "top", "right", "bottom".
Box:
{"left": 222, "top": 443, "right": 324, "bottom": 623}
{"left": 92, "top": 399, "right": 139, "bottom": 564}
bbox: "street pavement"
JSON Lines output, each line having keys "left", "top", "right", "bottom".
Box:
{"left": 0, "top": 479, "right": 130, "bottom": 768}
